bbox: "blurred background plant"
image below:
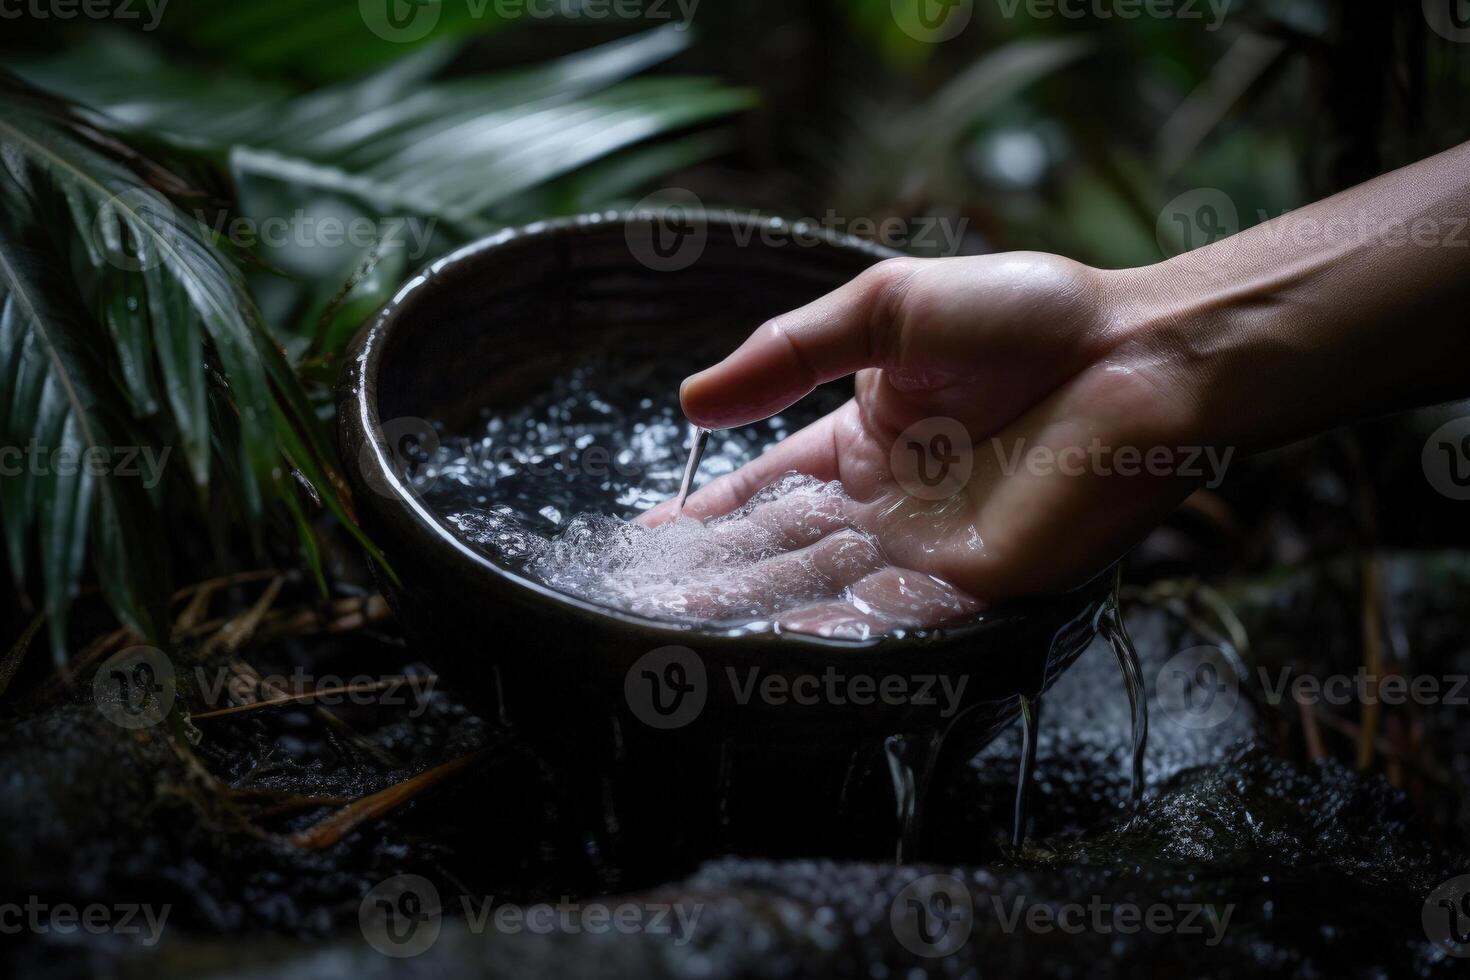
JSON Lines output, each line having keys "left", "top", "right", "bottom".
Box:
{"left": 0, "top": 0, "right": 1466, "bottom": 672}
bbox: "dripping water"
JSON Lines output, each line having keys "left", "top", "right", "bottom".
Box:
{"left": 673, "top": 424, "right": 711, "bottom": 516}
{"left": 883, "top": 735, "right": 917, "bottom": 862}
{"left": 1011, "top": 693, "right": 1042, "bottom": 848}
{"left": 1099, "top": 593, "right": 1148, "bottom": 803}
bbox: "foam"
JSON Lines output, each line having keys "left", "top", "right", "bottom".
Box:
{"left": 449, "top": 473, "right": 981, "bottom": 637}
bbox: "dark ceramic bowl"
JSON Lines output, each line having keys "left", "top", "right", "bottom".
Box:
{"left": 339, "top": 212, "right": 1112, "bottom": 873}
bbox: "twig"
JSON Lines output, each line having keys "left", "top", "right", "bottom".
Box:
{"left": 291, "top": 751, "right": 487, "bottom": 850}
{"left": 197, "top": 576, "right": 284, "bottom": 660}
{"left": 173, "top": 595, "right": 391, "bottom": 645}
{"left": 224, "top": 788, "right": 350, "bottom": 820}
{"left": 1296, "top": 689, "right": 1326, "bottom": 761}
{"left": 0, "top": 611, "right": 45, "bottom": 698}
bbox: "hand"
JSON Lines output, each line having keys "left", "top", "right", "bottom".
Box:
{"left": 635, "top": 141, "right": 1470, "bottom": 636}
{"left": 639, "top": 252, "right": 1205, "bottom": 634}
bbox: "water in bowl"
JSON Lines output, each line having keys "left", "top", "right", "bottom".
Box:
{"left": 414, "top": 366, "right": 978, "bottom": 638}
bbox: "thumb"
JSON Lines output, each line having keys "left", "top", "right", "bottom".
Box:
{"left": 680, "top": 258, "right": 919, "bottom": 428}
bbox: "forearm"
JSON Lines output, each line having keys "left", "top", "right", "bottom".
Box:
{"left": 1108, "top": 139, "right": 1470, "bottom": 453}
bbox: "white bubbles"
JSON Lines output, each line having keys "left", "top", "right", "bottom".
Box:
{"left": 425, "top": 367, "right": 979, "bottom": 637}
{"left": 451, "top": 473, "right": 981, "bottom": 637}
{"left": 531, "top": 474, "right": 859, "bottom": 625}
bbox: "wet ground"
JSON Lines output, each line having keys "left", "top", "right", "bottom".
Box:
{"left": 4, "top": 414, "right": 1469, "bottom": 977}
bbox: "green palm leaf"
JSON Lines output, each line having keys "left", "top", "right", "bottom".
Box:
{"left": 19, "top": 27, "right": 754, "bottom": 233}
{"left": 0, "top": 26, "right": 751, "bottom": 661}
{"left": 0, "top": 173, "right": 163, "bottom": 657}
{"left": 0, "top": 80, "right": 384, "bottom": 661}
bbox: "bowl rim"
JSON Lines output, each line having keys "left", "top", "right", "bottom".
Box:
{"left": 341, "top": 209, "right": 1109, "bottom": 655}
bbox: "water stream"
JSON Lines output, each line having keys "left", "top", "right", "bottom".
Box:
{"left": 673, "top": 424, "right": 710, "bottom": 516}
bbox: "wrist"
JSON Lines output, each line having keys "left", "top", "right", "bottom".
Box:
{"left": 1093, "top": 261, "right": 1240, "bottom": 453}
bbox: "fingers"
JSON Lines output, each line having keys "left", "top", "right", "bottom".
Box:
{"left": 625, "top": 528, "right": 886, "bottom": 622}
{"left": 777, "top": 566, "right": 982, "bottom": 639}
{"left": 704, "top": 484, "right": 852, "bottom": 552}
{"left": 679, "top": 258, "right": 920, "bottom": 429}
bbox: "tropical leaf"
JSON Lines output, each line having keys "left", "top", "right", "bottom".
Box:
{"left": 0, "top": 24, "right": 751, "bottom": 660}
{"left": 0, "top": 77, "right": 384, "bottom": 661}
{"left": 18, "top": 27, "right": 756, "bottom": 234}
{"left": 0, "top": 171, "right": 164, "bottom": 657}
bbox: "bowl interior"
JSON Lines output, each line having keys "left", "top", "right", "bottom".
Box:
{"left": 365, "top": 214, "right": 961, "bottom": 635}
{"left": 375, "top": 215, "right": 887, "bottom": 439}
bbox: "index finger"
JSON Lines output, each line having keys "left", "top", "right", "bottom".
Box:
{"left": 679, "top": 258, "right": 920, "bottom": 429}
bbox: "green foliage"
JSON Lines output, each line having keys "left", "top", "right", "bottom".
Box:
{"left": 0, "top": 25, "right": 752, "bottom": 662}
{"left": 18, "top": 26, "right": 754, "bottom": 234}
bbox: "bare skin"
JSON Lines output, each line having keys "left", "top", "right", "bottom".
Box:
{"left": 641, "top": 140, "right": 1470, "bottom": 634}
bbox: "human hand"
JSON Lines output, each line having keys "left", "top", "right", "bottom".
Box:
{"left": 638, "top": 252, "right": 1205, "bottom": 635}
